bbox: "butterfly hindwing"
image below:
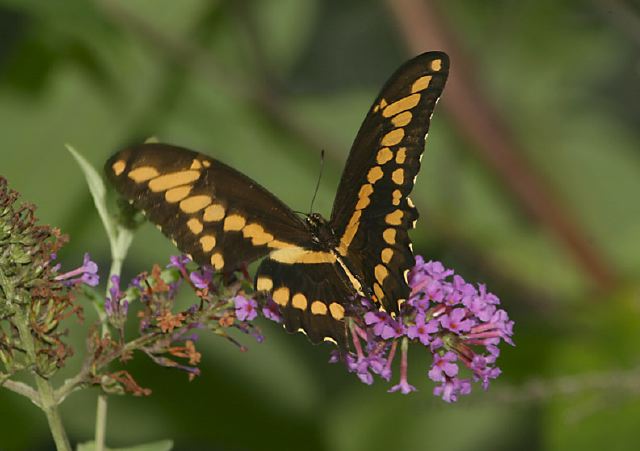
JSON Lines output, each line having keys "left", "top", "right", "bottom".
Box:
{"left": 256, "top": 258, "right": 352, "bottom": 346}
{"left": 330, "top": 51, "right": 449, "bottom": 314}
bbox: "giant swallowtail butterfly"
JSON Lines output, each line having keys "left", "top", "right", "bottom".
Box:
{"left": 106, "top": 51, "right": 449, "bottom": 347}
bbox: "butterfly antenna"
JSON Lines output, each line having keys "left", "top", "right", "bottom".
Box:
{"left": 309, "top": 149, "right": 325, "bottom": 214}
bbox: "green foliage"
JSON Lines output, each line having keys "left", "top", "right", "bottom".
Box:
{"left": 1, "top": 0, "right": 639, "bottom": 449}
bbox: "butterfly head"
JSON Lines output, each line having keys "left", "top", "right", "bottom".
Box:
{"left": 305, "top": 213, "right": 337, "bottom": 247}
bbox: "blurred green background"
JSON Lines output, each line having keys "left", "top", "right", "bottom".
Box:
{"left": 2, "top": 0, "right": 640, "bottom": 450}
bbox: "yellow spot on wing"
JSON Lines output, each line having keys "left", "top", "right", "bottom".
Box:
{"left": 256, "top": 276, "right": 273, "bottom": 291}
{"left": 292, "top": 293, "right": 308, "bottom": 310}
{"left": 311, "top": 301, "right": 327, "bottom": 315}
{"left": 367, "top": 166, "right": 383, "bottom": 184}
{"left": 381, "top": 128, "right": 405, "bottom": 146}
{"left": 391, "top": 111, "right": 412, "bottom": 127}
{"left": 385, "top": 210, "right": 404, "bottom": 225}
{"left": 392, "top": 168, "right": 404, "bottom": 185}
{"left": 383, "top": 228, "right": 396, "bottom": 244}
{"left": 431, "top": 59, "right": 442, "bottom": 71}
{"left": 200, "top": 235, "right": 216, "bottom": 252}
{"left": 272, "top": 287, "right": 290, "bottom": 306}
{"left": 270, "top": 247, "right": 336, "bottom": 264}
{"left": 190, "top": 159, "right": 202, "bottom": 170}
{"left": 165, "top": 185, "right": 192, "bottom": 203}
{"left": 112, "top": 160, "right": 126, "bottom": 176}
{"left": 252, "top": 232, "right": 274, "bottom": 246}
{"left": 359, "top": 184, "right": 374, "bottom": 199}
{"left": 242, "top": 223, "right": 263, "bottom": 238}
{"left": 223, "top": 214, "right": 246, "bottom": 231}
{"left": 376, "top": 147, "right": 393, "bottom": 165}
{"left": 395, "top": 148, "right": 407, "bottom": 164}
{"left": 373, "top": 98, "right": 388, "bottom": 113}
{"left": 180, "top": 195, "right": 211, "bottom": 213}
{"left": 149, "top": 170, "right": 200, "bottom": 192}
{"left": 375, "top": 264, "right": 389, "bottom": 283}
{"left": 267, "top": 239, "right": 291, "bottom": 249}
{"left": 210, "top": 252, "right": 224, "bottom": 270}
{"left": 355, "top": 191, "right": 371, "bottom": 210}
{"left": 128, "top": 166, "right": 159, "bottom": 183}
{"left": 243, "top": 224, "right": 274, "bottom": 246}
{"left": 381, "top": 248, "right": 393, "bottom": 264}
{"left": 382, "top": 93, "right": 420, "bottom": 118}
{"left": 187, "top": 218, "right": 203, "bottom": 234}
{"left": 329, "top": 302, "right": 345, "bottom": 320}
{"left": 411, "top": 75, "right": 432, "bottom": 93}
{"left": 202, "top": 160, "right": 211, "bottom": 168}
{"left": 373, "top": 283, "right": 384, "bottom": 301}
{"left": 339, "top": 210, "right": 362, "bottom": 254}
{"left": 392, "top": 189, "right": 402, "bottom": 206}
{"left": 203, "top": 203, "right": 225, "bottom": 222}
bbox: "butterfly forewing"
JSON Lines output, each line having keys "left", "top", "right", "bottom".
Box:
{"left": 106, "top": 144, "right": 314, "bottom": 271}
{"left": 329, "top": 52, "right": 449, "bottom": 314}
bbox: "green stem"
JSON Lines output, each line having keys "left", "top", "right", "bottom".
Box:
{"left": 0, "top": 378, "right": 40, "bottom": 402}
{"left": 35, "top": 374, "right": 72, "bottom": 451}
{"left": 95, "top": 395, "right": 108, "bottom": 451}
{"left": 95, "top": 227, "right": 134, "bottom": 451}
{"left": 15, "top": 310, "right": 71, "bottom": 451}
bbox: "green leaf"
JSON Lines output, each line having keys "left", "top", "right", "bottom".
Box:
{"left": 77, "top": 439, "right": 173, "bottom": 451}
{"left": 65, "top": 144, "right": 116, "bottom": 243}
{"left": 66, "top": 143, "right": 134, "bottom": 275}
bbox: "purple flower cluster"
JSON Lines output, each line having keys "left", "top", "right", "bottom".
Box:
{"left": 330, "top": 256, "right": 514, "bottom": 402}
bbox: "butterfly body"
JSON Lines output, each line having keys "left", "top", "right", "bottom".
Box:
{"left": 106, "top": 51, "right": 449, "bottom": 347}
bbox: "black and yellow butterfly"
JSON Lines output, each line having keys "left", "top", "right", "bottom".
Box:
{"left": 105, "top": 51, "right": 449, "bottom": 347}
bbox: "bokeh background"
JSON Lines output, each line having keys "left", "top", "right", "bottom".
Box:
{"left": 2, "top": 0, "right": 640, "bottom": 450}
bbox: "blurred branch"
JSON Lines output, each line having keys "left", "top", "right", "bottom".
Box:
{"left": 95, "top": 0, "right": 560, "bottom": 312}
{"left": 1, "top": 377, "right": 40, "bottom": 404}
{"left": 386, "top": 0, "right": 618, "bottom": 292}
{"left": 593, "top": 0, "right": 640, "bottom": 47}
{"left": 493, "top": 365, "right": 640, "bottom": 413}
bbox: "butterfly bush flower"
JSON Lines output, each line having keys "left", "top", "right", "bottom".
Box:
{"left": 104, "top": 275, "right": 128, "bottom": 327}
{"left": 54, "top": 252, "right": 99, "bottom": 287}
{"left": 234, "top": 295, "right": 258, "bottom": 321}
{"left": 189, "top": 266, "right": 214, "bottom": 290}
{"left": 262, "top": 299, "right": 282, "bottom": 323}
{"left": 320, "top": 256, "right": 514, "bottom": 402}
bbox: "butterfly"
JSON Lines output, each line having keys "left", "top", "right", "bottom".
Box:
{"left": 105, "top": 51, "right": 449, "bottom": 347}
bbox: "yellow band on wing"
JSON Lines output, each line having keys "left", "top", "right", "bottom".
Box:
{"left": 269, "top": 246, "right": 337, "bottom": 264}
